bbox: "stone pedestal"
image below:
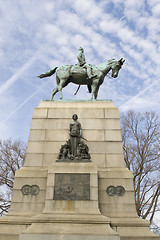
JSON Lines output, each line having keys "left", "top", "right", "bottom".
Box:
{"left": 0, "top": 100, "right": 159, "bottom": 240}
{"left": 19, "top": 162, "right": 120, "bottom": 240}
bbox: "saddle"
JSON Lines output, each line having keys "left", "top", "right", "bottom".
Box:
{"left": 70, "top": 65, "right": 87, "bottom": 75}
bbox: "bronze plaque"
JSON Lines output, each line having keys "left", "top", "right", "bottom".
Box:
{"left": 53, "top": 173, "right": 90, "bottom": 200}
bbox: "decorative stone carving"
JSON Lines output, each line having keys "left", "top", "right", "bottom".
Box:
{"left": 106, "top": 186, "right": 116, "bottom": 196}
{"left": 21, "top": 185, "right": 40, "bottom": 195}
{"left": 30, "top": 185, "right": 40, "bottom": 195}
{"left": 57, "top": 114, "right": 91, "bottom": 162}
{"left": 21, "top": 185, "right": 31, "bottom": 195}
{"left": 106, "top": 186, "right": 125, "bottom": 196}
{"left": 116, "top": 186, "right": 125, "bottom": 196}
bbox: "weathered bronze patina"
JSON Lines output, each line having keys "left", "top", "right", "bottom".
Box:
{"left": 53, "top": 173, "right": 90, "bottom": 200}
{"left": 106, "top": 185, "right": 125, "bottom": 196}
{"left": 38, "top": 48, "right": 125, "bottom": 100}
{"left": 57, "top": 114, "right": 91, "bottom": 162}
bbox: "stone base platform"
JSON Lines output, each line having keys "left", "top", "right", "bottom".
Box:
{"left": 0, "top": 100, "right": 159, "bottom": 240}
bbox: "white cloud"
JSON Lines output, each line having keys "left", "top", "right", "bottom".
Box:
{"left": 123, "top": 0, "right": 146, "bottom": 20}
{"left": 0, "top": 53, "right": 38, "bottom": 95}
{"left": 150, "top": 3, "right": 160, "bottom": 16}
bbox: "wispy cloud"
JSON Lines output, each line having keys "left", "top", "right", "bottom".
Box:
{"left": 119, "top": 77, "right": 160, "bottom": 111}
{"left": 0, "top": 53, "right": 38, "bottom": 96}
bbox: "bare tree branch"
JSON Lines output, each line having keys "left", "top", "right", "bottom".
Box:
{"left": 0, "top": 138, "right": 26, "bottom": 216}
{"left": 121, "top": 111, "right": 160, "bottom": 228}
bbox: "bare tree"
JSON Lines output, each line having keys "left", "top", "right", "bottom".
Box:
{"left": 121, "top": 111, "right": 160, "bottom": 228}
{"left": 0, "top": 138, "right": 26, "bottom": 216}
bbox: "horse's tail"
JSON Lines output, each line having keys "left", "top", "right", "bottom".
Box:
{"left": 37, "top": 67, "right": 58, "bottom": 78}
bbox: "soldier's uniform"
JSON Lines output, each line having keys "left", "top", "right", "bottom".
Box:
{"left": 77, "top": 47, "right": 96, "bottom": 79}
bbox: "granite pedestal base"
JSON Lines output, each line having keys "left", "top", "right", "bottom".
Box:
{"left": 0, "top": 100, "right": 159, "bottom": 240}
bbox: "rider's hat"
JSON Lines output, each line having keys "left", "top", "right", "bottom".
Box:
{"left": 78, "top": 47, "right": 84, "bottom": 51}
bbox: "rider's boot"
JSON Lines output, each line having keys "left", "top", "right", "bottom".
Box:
{"left": 89, "top": 74, "right": 97, "bottom": 79}
{"left": 87, "top": 67, "right": 97, "bottom": 79}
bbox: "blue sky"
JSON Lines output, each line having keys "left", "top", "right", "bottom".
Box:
{"left": 0, "top": 0, "right": 160, "bottom": 141}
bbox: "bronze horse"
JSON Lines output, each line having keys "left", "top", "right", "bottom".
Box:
{"left": 38, "top": 58, "right": 125, "bottom": 100}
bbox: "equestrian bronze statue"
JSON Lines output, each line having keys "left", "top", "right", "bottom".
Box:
{"left": 38, "top": 47, "right": 125, "bottom": 100}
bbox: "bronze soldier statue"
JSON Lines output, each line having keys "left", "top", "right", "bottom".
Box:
{"left": 77, "top": 47, "right": 97, "bottom": 79}
{"left": 69, "top": 114, "right": 82, "bottom": 157}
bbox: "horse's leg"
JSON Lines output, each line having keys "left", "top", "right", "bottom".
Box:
{"left": 50, "top": 87, "right": 58, "bottom": 100}
{"left": 50, "top": 76, "right": 60, "bottom": 100}
{"left": 90, "top": 83, "right": 97, "bottom": 100}
{"left": 58, "top": 78, "right": 67, "bottom": 100}
{"left": 94, "top": 85, "right": 100, "bottom": 99}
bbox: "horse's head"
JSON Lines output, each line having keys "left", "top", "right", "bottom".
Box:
{"left": 111, "top": 58, "right": 125, "bottom": 78}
